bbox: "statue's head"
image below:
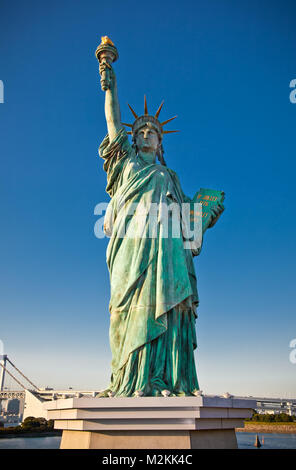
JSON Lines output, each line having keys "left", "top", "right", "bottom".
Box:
{"left": 122, "top": 96, "right": 178, "bottom": 165}
{"left": 134, "top": 122, "right": 161, "bottom": 154}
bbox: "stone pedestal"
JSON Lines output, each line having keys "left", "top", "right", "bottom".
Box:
{"left": 45, "top": 395, "right": 255, "bottom": 449}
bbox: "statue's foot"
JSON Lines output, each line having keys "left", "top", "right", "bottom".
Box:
{"left": 97, "top": 389, "right": 113, "bottom": 398}
{"left": 134, "top": 390, "right": 144, "bottom": 397}
{"left": 193, "top": 389, "right": 203, "bottom": 396}
{"left": 161, "top": 389, "right": 171, "bottom": 397}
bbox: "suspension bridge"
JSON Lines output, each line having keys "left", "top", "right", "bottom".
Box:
{"left": 0, "top": 354, "right": 102, "bottom": 422}
{"left": 0, "top": 354, "right": 100, "bottom": 398}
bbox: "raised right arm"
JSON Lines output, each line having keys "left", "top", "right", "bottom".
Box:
{"left": 99, "top": 62, "right": 123, "bottom": 142}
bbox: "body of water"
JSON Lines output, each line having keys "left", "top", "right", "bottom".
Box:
{"left": 0, "top": 432, "right": 295, "bottom": 449}
{"left": 0, "top": 435, "right": 61, "bottom": 449}
{"left": 237, "top": 432, "right": 296, "bottom": 449}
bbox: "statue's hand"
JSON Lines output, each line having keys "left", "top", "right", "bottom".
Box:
{"left": 99, "top": 60, "right": 115, "bottom": 92}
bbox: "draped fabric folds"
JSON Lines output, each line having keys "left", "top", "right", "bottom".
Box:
{"left": 98, "top": 128, "right": 200, "bottom": 396}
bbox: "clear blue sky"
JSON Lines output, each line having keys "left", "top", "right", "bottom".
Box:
{"left": 1, "top": 0, "right": 295, "bottom": 397}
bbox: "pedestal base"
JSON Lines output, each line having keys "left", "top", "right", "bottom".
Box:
{"left": 45, "top": 395, "right": 255, "bottom": 450}
{"left": 60, "top": 428, "right": 238, "bottom": 449}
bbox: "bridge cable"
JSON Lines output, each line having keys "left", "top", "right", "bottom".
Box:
{"left": 6, "top": 357, "right": 39, "bottom": 390}
{"left": 0, "top": 362, "right": 26, "bottom": 390}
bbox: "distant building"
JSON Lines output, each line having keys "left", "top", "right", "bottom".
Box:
{"left": 7, "top": 399, "right": 20, "bottom": 414}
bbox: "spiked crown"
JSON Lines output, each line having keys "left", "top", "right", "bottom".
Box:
{"left": 122, "top": 96, "right": 178, "bottom": 140}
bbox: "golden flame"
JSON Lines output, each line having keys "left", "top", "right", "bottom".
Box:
{"left": 100, "top": 36, "right": 115, "bottom": 46}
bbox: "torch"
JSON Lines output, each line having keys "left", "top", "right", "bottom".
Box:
{"left": 95, "top": 36, "right": 119, "bottom": 91}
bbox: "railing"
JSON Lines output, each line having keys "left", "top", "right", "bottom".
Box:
{"left": 0, "top": 391, "right": 25, "bottom": 399}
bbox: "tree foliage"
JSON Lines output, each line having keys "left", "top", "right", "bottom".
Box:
{"left": 248, "top": 412, "right": 295, "bottom": 422}
{"left": 21, "top": 417, "right": 54, "bottom": 430}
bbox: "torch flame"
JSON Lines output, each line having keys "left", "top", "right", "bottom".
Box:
{"left": 101, "top": 36, "right": 115, "bottom": 46}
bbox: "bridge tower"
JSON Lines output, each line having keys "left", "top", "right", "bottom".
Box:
{"left": 0, "top": 355, "right": 7, "bottom": 391}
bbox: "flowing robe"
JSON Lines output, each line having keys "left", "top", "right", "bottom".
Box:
{"left": 99, "top": 128, "right": 200, "bottom": 396}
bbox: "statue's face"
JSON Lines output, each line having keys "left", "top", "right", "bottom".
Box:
{"left": 135, "top": 125, "right": 160, "bottom": 153}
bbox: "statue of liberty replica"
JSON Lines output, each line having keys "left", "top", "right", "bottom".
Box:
{"left": 96, "top": 37, "right": 224, "bottom": 398}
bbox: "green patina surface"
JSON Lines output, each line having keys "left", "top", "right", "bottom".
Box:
{"left": 96, "top": 38, "right": 224, "bottom": 397}
{"left": 97, "top": 128, "right": 223, "bottom": 396}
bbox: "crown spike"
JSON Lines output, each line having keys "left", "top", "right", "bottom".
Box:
{"left": 127, "top": 103, "right": 138, "bottom": 119}
{"left": 155, "top": 100, "right": 164, "bottom": 119}
{"left": 161, "top": 116, "right": 177, "bottom": 126}
{"left": 144, "top": 95, "right": 148, "bottom": 115}
{"left": 122, "top": 122, "right": 133, "bottom": 128}
{"left": 162, "top": 130, "right": 179, "bottom": 134}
